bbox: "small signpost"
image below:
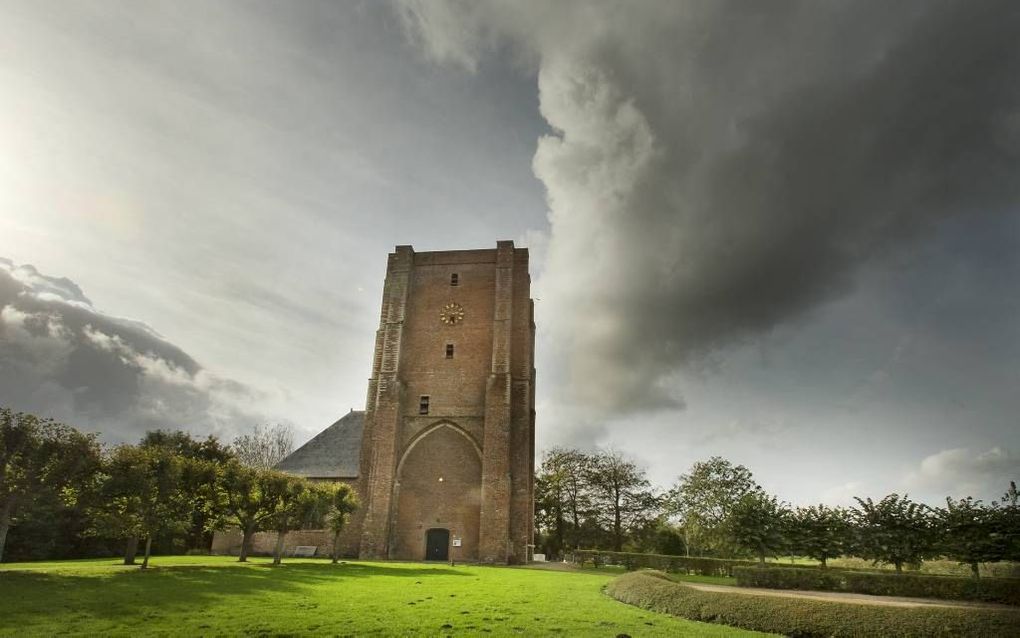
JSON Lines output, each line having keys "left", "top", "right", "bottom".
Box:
{"left": 450, "top": 537, "right": 461, "bottom": 566}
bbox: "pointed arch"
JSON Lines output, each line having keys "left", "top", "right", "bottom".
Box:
{"left": 396, "top": 420, "right": 481, "bottom": 478}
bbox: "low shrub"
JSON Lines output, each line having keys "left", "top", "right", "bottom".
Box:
{"left": 571, "top": 549, "right": 826, "bottom": 576}
{"left": 607, "top": 570, "right": 1020, "bottom": 638}
{"left": 829, "top": 556, "right": 1020, "bottom": 579}
{"left": 571, "top": 550, "right": 759, "bottom": 576}
{"left": 733, "top": 566, "right": 1020, "bottom": 606}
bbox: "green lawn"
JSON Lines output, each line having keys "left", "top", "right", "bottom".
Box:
{"left": 0, "top": 556, "right": 768, "bottom": 637}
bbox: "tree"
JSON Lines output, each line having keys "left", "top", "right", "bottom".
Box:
{"left": 586, "top": 450, "right": 660, "bottom": 552}
{"left": 262, "top": 474, "right": 326, "bottom": 566}
{"left": 727, "top": 491, "right": 790, "bottom": 565}
{"left": 852, "top": 494, "right": 936, "bottom": 573}
{"left": 534, "top": 448, "right": 595, "bottom": 557}
{"left": 85, "top": 445, "right": 195, "bottom": 569}
{"left": 321, "top": 482, "right": 359, "bottom": 564}
{"left": 936, "top": 497, "right": 1002, "bottom": 578}
{"left": 996, "top": 481, "right": 1020, "bottom": 562}
{"left": 533, "top": 468, "right": 560, "bottom": 558}
{"left": 140, "top": 430, "right": 229, "bottom": 554}
{"left": 231, "top": 424, "right": 294, "bottom": 470}
{"left": 209, "top": 461, "right": 284, "bottom": 562}
{"left": 626, "top": 516, "right": 686, "bottom": 555}
{"left": 791, "top": 505, "right": 851, "bottom": 568}
{"left": 141, "top": 429, "right": 233, "bottom": 463}
{"left": 78, "top": 445, "right": 147, "bottom": 565}
{"left": 1, "top": 409, "right": 101, "bottom": 562}
{"left": 671, "top": 456, "right": 760, "bottom": 556}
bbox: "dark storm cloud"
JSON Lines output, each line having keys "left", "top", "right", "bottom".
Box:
{"left": 0, "top": 258, "right": 261, "bottom": 442}
{"left": 400, "top": 0, "right": 1020, "bottom": 417}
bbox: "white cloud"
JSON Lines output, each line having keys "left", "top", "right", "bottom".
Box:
{"left": 904, "top": 447, "right": 1020, "bottom": 502}
{"left": 819, "top": 481, "right": 865, "bottom": 507}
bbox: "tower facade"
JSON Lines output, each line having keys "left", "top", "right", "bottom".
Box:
{"left": 357, "top": 241, "right": 535, "bottom": 564}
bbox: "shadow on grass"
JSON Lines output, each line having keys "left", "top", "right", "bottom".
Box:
{"left": 0, "top": 561, "right": 470, "bottom": 627}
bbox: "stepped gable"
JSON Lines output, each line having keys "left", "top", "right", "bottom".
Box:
{"left": 274, "top": 410, "right": 365, "bottom": 479}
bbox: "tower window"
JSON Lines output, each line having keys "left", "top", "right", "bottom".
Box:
{"left": 450, "top": 273, "right": 459, "bottom": 286}
{"left": 419, "top": 395, "right": 430, "bottom": 415}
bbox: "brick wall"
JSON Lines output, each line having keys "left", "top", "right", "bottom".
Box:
{"left": 357, "top": 242, "right": 534, "bottom": 563}
{"left": 210, "top": 524, "right": 361, "bottom": 559}
{"left": 391, "top": 423, "right": 482, "bottom": 561}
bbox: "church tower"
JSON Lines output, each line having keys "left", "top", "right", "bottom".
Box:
{"left": 356, "top": 241, "right": 535, "bottom": 564}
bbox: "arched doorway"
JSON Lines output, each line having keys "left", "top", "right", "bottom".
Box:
{"left": 392, "top": 422, "right": 482, "bottom": 561}
{"left": 425, "top": 528, "right": 449, "bottom": 561}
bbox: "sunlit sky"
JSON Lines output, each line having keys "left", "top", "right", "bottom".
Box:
{"left": 2, "top": 0, "right": 1018, "bottom": 506}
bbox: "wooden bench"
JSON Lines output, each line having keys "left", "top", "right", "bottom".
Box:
{"left": 292, "top": 545, "right": 317, "bottom": 557}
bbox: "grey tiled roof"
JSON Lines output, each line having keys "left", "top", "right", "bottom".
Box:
{"left": 275, "top": 410, "right": 364, "bottom": 479}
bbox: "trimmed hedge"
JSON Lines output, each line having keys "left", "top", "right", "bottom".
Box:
{"left": 607, "top": 570, "right": 1020, "bottom": 637}
{"left": 571, "top": 550, "right": 759, "bottom": 576}
{"left": 571, "top": 549, "right": 822, "bottom": 576}
{"left": 734, "top": 566, "right": 1020, "bottom": 606}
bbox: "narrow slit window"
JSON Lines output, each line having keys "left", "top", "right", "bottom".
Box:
{"left": 419, "top": 395, "right": 430, "bottom": 415}
{"left": 445, "top": 344, "right": 454, "bottom": 359}
{"left": 450, "top": 273, "right": 459, "bottom": 286}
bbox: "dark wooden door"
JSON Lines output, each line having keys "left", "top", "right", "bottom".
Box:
{"left": 425, "top": 528, "right": 449, "bottom": 561}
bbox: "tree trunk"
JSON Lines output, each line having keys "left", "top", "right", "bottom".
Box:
{"left": 570, "top": 501, "right": 580, "bottom": 551}
{"left": 758, "top": 546, "right": 766, "bottom": 566}
{"left": 820, "top": 555, "right": 827, "bottom": 569}
{"left": 894, "top": 561, "right": 903, "bottom": 574}
{"left": 332, "top": 530, "right": 342, "bottom": 564}
{"left": 123, "top": 537, "right": 138, "bottom": 565}
{"left": 273, "top": 530, "right": 286, "bottom": 565}
{"left": 555, "top": 497, "right": 564, "bottom": 558}
{"left": 970, "top": 562, "right": 980, "bottom": 579}
{"left": 613, "top": 491, "right": 622, "bottom": 552}
{"left": 141, "top": 536, "right": 153, "bottom": 570}
{"left": 239, "top": 529, "right": 253, "bottom": 562}
{"left": 0, "top": 495, "right": 16, "bottom": 563}
{"left": 0, "top": 522, "right": 9, "bottom": 565}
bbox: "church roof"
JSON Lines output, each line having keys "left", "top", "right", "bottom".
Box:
{"left": 274, "top": 410, "right": 364, "bottom": 479}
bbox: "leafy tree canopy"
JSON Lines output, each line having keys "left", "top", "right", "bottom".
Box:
{"left": 727, "top": 491, "right": 790, "bottom": 565}
{"left": 670, "top": 456, "right": 761, "bottom": 556}
{"left": 1, "top": 408, "right": 101, "bottom": 562}
{"left": 853, "top": 494, "right": 937, "bottom": 573}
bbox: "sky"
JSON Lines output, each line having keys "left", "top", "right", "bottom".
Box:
{"left": 1, "top": 0, "right": 1017, "bottom": 507}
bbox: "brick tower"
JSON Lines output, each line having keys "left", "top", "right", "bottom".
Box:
{"left": 356, "top": 241, "right": 535, "bottom": 564}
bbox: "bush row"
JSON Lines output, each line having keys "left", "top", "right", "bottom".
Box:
{"left": 734, "top": 565, "right": 1020, "bottom": 606}
{"left": 606, "top": 570, "right": 1020, "bottom": 638}
{"left": 570, "top": 549, "right": 829, "bottom": 576}
{"left": 828, "top": 556, "right": 1020, "bottom": 579}
{"left": 570, "top": 550, "right": 758, "bottom": 576}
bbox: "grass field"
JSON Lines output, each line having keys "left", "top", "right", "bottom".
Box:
{"left": 0, "top": 556, "right": 769, "bottom": 637}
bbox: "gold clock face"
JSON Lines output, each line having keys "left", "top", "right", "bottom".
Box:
{"left": 439, "top": 302, "right": 465, "bottom": 325}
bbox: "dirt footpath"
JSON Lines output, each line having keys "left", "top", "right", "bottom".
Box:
{"left": 682, "top": 581, "right": 1015, "bottom": 611}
